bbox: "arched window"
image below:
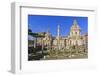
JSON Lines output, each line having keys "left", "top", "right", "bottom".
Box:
{"left": 75, "top": 32, "right": 77, "bottom": 35}
{"left": 70, "top": 40, "right": 71, "bottom": 45}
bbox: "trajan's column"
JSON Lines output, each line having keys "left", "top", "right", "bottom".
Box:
{"left": 57, "top": 24, "right": 61, "bottom": 50}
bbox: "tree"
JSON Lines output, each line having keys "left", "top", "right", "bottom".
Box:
{"left": 28, "top": 29, "right": 47, "bottom": 60}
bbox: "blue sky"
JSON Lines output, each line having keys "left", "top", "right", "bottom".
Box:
{"left": 28, "top": 15, "right": 88, "bottom": 37}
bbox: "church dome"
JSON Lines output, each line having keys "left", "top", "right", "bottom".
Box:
{"left": 71, "top": 19, "right": 80, "bottom": 31}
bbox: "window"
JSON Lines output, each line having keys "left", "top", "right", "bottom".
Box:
{"left": 75, "top": 32, "right": 77, "bottom": 35}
